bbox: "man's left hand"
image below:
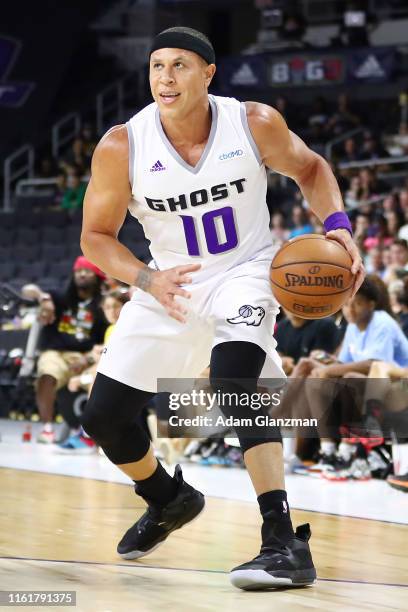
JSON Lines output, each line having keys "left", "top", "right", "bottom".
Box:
{"left": 325, "top": 228, "right": 365, "bottom": 298}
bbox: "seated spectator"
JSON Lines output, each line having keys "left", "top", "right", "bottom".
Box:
{"left": 399, "top": 189, "right": 408, "bottom": 213}
{"left": 36, "top": 155, "right": 59, "bottom": 179}
{"left": 31, "top": 256, "right": 108, "bottom": 443}
{"left": 398, "top": 207, "right": 408, "bottom": 242}
{"left": 61, "top": 138, "right": 88, "bottom": 176}
{"left": 275, "top": 309, "right": 340, "bottom": 375}
{"left": 269, "top": 212, "right": 289, "bottom": 245}
{"left": 363, "top": 214, "right": 394, "bottom": 252}
{"left": 383, "top": 238, "right": 408, "bottom": 285}
{"left": 61, "top": 170, "right": 87, "bottom": 211}
{"left": 81, "top": 123, "right": 97, "bottom": 163}
{"left": 326, "top": 93, "right": 360, "bottom": 138}
{"left": 57, "top": 289, "right": 130, "bottom": 453}
{"left": 385, "top": 210, "right": 404, "bottom": 238}
{"left": 388, "top": 122, "right": 408, "bottom": 156}
{"left": 308, "top": 96, "right": 328, "bottom": 129}
{"left": 288, "top": 204, "right": 313, "bottom": 238}
{"left": 353, "top": 212, "right": 370, "bottom": 252}
{"left": 344, "top": 175, "right": 363, "bottom": 209}
{"left": 340, "top": 137, "right": 359, "bottom": 164}
{"left": 365, "top": 246, "right": 385, "bottom": 278}
{"left": 395, "top": 284, "right": 408, "bottom": 337}
{"left": 358, "top": 133, "right": 389, "bottom": 161}
{"left": 359, "top": 167, "right": 390, "bottom": 201}
{"left": 52, "top": 171, "right": 67, "bottom": 208}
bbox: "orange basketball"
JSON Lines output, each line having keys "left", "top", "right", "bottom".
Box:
{"left": 270, "top": 234, "right": 354, "bottom": 319}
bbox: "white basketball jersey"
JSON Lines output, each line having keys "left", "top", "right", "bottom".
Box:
{"left": 126, "top": 94, "right": 273, "bottom": 283}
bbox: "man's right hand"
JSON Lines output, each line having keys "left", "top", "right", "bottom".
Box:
{"left": 135, "top": 263, "right": 201, "bottom": 323}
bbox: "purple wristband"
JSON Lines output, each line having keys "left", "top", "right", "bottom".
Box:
{"left": 324, "top": 212, "right": 353, "bottom": 235}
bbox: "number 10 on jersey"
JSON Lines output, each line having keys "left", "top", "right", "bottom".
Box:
{"left": 180, "top": 206, "right": 238, "bottom": 256}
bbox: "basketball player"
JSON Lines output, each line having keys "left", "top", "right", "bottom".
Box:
{"left": 80, "top": 27, "right": 364, "bottom": 590}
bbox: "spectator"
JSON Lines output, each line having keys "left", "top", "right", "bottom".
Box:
{"left": 341, "top": 137, "right": 359, "bottom": 163}
{"left": 399, "top": 189, "right": 408, "bottom": 213}
{"left": 359, "top": 167, "right": 389, "bottom": 200}
{"left": 326, "top": 93, "right": 360, "bottom": 138}
{"left": 386, "top": 210, "right": 404, "bottom": 237}
{"left": 288, "top": 204, "right": 313, "bottom": 238}
{"left": 308, "top": 96, "right": 328, "bottom": 129}
{"left": 61, "top": 138, "right": 88, "bottom": 175}
{"left": 365, "top": 247, "right": 386, "bottom": 278}
{"left": 363, "top": 215, "right": 394, "bottom": 252}
{"left": 269, "top": 212, "right": 289, "bottom": 245}
{"left": 33, "top": 256, "right": 108, "bottom": 443}
{"left": 345, "top": 175, "right": 363, "bottom": 209}
{"left": 395, "top": 285, "right": 408, "bottom": 337}
{"left": 61, "top": 170, "right": 87, "bottom": 211}
{"left": 354, "top": 212, "right": 370, "bottom": 246}
{"left": 388, "top": 122, "right": 408, "bottom": 156}
{"left": 81, "top": 123, "right": 97, "bottom": 162}
{"left": 52, "top": 171, "right": 67, "bottom": 208}
{"left": 275, "top": 310, "right": 340, "bottom": 375}
{"left": 398, "top": 207, "right": 408, "bottom": 241}
{"left": 383, "top": 239, "right": 408, "bottom": 284}
{"left": 358, "top": 133, "right": 389, "bottom": 161}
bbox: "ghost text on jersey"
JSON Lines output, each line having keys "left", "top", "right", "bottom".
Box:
{"left": 145, "top": 178, "right": 246, "bottom": 213}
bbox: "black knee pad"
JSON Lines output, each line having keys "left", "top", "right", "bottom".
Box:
{"left": 81, "top": 373, "right": 154, "bottom": 464}
{"left": 210, "top": 341, "right": 282, "bottom": 452}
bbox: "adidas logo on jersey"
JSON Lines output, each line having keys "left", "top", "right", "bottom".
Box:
{"left": 150, "top": 160, "right": 166, "bottom": 172}
{"left": 355, "top": 55, "right": 385, "bottom": 79}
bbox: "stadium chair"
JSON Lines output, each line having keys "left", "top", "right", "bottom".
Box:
{"left": 15, "top": 227, "right": 40, "bottom": 245}
{"left": 0, "top": 212, "right": 17, "bottom": 230}
{"left": 15, "top": 245, "right": 40, "bottom": 263}
{"left": 67, "top": 243, "right": 82, "bottom": 259}
{"left": 0, "top": 262, "right": 17, "bottom": 281}
{"left": 16, "top": 261, "right": 48, "bottom": 282}
{"left": 36, "top": 277, "right": 61, "bottom": 293}
{"left": 42, "top": 210, "right": 69, "bottom": 228}
{"left": 66, "top": 225, "right": 82, "bottom": 245}
{"left": 48, "top": 261, "right": 73, "bottom": 280}
{"left": 0, "top": 246, "right": 11, "bottom": 261}
{"left": 7, "top": 278, "right": 30, "bottom": 291}
{"left": 41, "top": 226, "right": 65, "bottom": 245}
{"left": 0, "top": 228, "right": 15, "bottom": 247}
{"left": 41, "top": 244, "right": 68, "bottom": 261}
{"left": 15, "top": 210, "right": 43, "bottom": 229}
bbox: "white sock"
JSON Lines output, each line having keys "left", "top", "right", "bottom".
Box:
{"left": 338, "top": 442, "right": 357, "bottom": 461}
{"left": 320, "top": 441, "right": 336, "bottom": 456}
{"left": 392, "top": 443, "right": 408, "bottom": 475}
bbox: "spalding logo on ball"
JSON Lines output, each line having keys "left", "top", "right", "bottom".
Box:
{"left": 270, "top": 234, "right": 354, "bottom": 320}
{"left": 227, "top": 305, "right": 266, "bottom": 326}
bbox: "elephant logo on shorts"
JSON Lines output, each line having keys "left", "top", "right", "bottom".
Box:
{"left": 227, "top": 305, "right": 265, "bottom": 326}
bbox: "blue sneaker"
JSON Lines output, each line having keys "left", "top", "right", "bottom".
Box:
{"left": 55, "top": 432, "right": 97, "bottom": 455}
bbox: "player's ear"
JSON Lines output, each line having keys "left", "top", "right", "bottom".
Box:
{"left": 204, "top": 63, "right": 216, "bottom": 87}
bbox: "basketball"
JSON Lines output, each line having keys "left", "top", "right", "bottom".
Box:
{"left": 270, "top": 234, "right": 354, "bottom": 319}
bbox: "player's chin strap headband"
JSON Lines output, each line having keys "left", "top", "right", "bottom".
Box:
{"left": 324, "top": 211, "right": 353, "bottom": 236}
{"left": 150, "top": 31, "right": 216, "bottom": 65}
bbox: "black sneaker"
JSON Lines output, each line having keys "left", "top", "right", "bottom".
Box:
{"left": 230, "top": 524, "right": 317, "bottom": 590}
{"left": 117, "top": 464, "right": 205, "bottom": 560}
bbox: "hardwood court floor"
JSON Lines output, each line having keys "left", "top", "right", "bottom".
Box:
{"left": 0, "top": 468, "right": 407, "bottom": 611}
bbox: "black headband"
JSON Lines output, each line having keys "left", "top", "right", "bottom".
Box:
{"left": 150, "top": 31, "right": 215, "bottom": 65}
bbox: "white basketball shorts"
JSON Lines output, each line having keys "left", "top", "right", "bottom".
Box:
{"left": 97, "top": 252, "right": 286, "bottom": 392}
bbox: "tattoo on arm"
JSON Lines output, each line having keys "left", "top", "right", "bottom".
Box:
{"left": 135, "top": 268, "right": 153, "bottom": 292}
